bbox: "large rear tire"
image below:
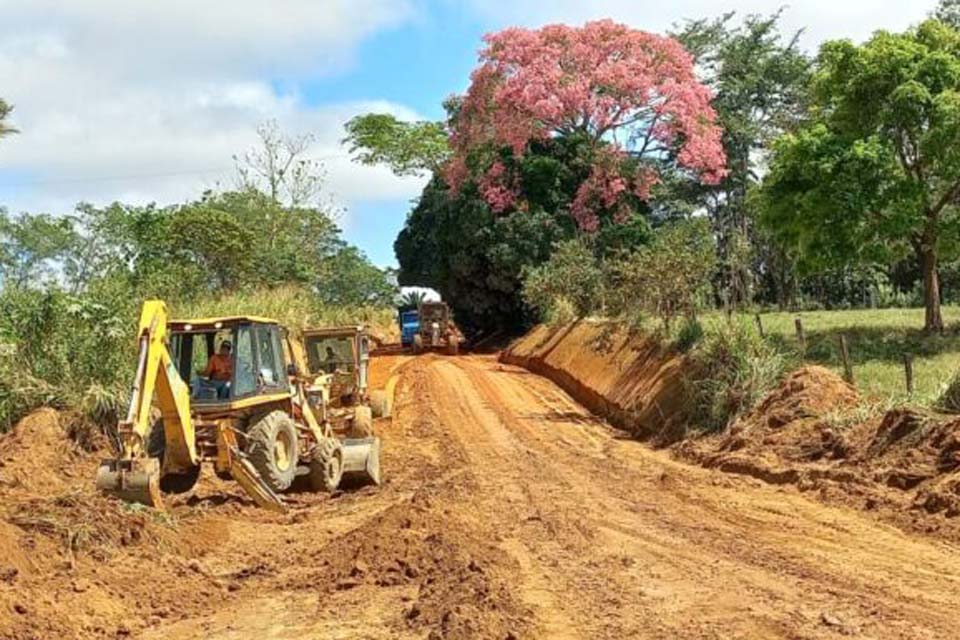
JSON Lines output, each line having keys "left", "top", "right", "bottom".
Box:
{"left": 146, "top": 417, "right": 200, "bottom": 494}
{"left": 370, "top": 390, "right": 390, "bottom": 418}
{"left": 246, "top": 411, "right": 299, "bottom": 493}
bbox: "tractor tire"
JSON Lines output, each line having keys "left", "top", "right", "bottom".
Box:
{"left": 146, "top": 417, "right": 201, "bottom": 494}
{"left": 412, "top": 334, "right": 423, "bottom": 354}
{"left": 352, "top": 405, "right": 374, "bottom": 438}
{"left": 246, "top": 411, "right": 299, "bottom": 493}
{"left": 370, "top": 390, "right": 390, "bottom": 418}
{"left": 309, "top": 440, "right": 343, "bottom": 492}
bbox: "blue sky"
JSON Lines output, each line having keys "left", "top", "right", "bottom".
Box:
{"left": 0, "top": 0, "right": 939, "bottom": 268}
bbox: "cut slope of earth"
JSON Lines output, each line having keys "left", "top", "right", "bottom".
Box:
{"left": 503, "top": 321, "right": 960, "bottom": 542}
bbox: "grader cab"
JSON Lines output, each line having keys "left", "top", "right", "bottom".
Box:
{"left": 297, "top": 326, "right": 390, "bottom": 440}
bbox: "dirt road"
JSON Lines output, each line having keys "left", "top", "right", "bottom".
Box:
{"left": 5, "top": 353, "right": 959, "bottom": 639}
{"left": 130, "top": 353, "right": 960, "bottom": 640}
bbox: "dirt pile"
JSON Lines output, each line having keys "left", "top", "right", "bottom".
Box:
{"left": 505, "top": 323, "right": 960, "bottom": 542}
{"left": 0, "top": 410, "right": 231, "bottom": 640}
{"left": 302, "top": 487, "right": 530, "bottom": 640}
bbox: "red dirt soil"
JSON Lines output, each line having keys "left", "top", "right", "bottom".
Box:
{"left": 503, "top": 321, "right": 960, "bottom": 542}
{"left": 4, "top": 349, "right": 960, "bottom": 638}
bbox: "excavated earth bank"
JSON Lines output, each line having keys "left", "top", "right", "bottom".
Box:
{"left": 502, "top": 321, "right": 960, "bottom": 542}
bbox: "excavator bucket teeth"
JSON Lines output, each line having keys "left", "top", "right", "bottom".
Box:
{"left": 341, "top": 436, "right": 381, "bottom": 486}
{"left": 228, "top": 449, "right": 287, "bottom": 513}
{"left": 96, "top": 457, "right": 164, "bottom": 509}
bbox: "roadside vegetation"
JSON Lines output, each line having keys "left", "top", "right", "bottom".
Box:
{"left": 0, "top": 123, "right": 396, "bottom": 432}
{"left": 341, "top": 2, "right": 960, "bottom": 428}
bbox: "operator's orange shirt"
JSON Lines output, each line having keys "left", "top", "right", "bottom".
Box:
{"left": 203, "top": 353, "right": 232, "bottom": 381}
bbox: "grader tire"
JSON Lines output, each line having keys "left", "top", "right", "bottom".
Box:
{"left": 246, "top": 411, "right": 298, "bottom": 493}
{"left": 309, "top": 443, "right": 343, "bottom": 492}
{"left": 146, "top": 417, "right": 200, "bottom": 494}
{"left": 370, "top": 390, "right": 390, "bottom": 418}
{"left": 353, "top": 406, "right": 374, "bottom": 438}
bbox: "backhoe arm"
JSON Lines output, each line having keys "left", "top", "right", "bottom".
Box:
{"left": 97, "top": 300, "right": 198, "bottom": 508}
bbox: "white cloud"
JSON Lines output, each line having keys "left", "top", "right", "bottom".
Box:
{"left": 463, "top": 0, "right": 939, "bottom": 52}
{"left": 0, "top": 0, "right": 425, "bottom": 220}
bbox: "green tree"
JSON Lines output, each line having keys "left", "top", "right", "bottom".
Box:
{"left": 608, "top": 219, "right": 716, "bottom": 331}
{"left": 317, "top": 246, "right": 396, "bottom": 307}
{"left": 672, "top": 12, "right": 811, "bottom": 308}
{"left": 0, "top": 210, "right": 78, "bottom": 288}
{"left": 0, "top": 99, "right": 16, "bottom": 139}
{"left": 935, "top": 0, "right": 960, "bottom": 28}
{"left": 521, "top": 238, "right": 604, "bottom": 322}
{"left": 343, "top": 113, "right": 450, "bottom": 177}
{"left": 761, "top": 20, "right": 960, "bottom": 331}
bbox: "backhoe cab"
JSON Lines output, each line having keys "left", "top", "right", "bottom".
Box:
{"left": 96, "top": 301, "right": 381, "bottom": 512}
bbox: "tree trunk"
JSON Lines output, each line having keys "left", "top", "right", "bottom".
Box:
{"left": 920, "top": 244, "right": 944, "bottom": 333}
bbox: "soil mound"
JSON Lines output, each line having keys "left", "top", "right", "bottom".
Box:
{"left": 0, "top": 409, "right": 95, "bottom": 495}
{"left": 305, "top": 488, "right": 531, "bottom": 640}
{"left": 506, "top": 323, "right": 960, "bottom": 542}
{"left": 747, "top": 366, "right": 858, "bottom": 429}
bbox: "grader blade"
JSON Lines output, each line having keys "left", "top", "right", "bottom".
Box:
{"left": 96, "top": 457, "right": 164, "bottom": 509}
{"left": 341, "top": 436, "right": 381, "bottom": 486}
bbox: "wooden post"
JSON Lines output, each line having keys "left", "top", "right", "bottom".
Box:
{"left": 903, "top": 353, "right": 914, "bottom": 395}
{"left": 754, "top": 313, "right": 765, "bottom": 338}
{"left": 838, "top": 334, "right": 854, "bottom": 385}
{"left": 794, "top": 316, "right": 806, "bottom": 354}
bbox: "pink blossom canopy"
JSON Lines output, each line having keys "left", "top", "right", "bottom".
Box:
{"left": 446, "top": 20, "right": 727, "bottom": 230}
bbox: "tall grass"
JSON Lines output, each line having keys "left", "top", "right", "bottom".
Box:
{"left": 683, "top": 318, "right": 794, "bottom": 431}
{"left": 0, "top": 284, "right": 396, "bottom": 432}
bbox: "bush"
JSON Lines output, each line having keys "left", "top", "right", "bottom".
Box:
{"left": 671, "top": 317, "right": 704, "bottom": 353}
{"left": 521, "top": 238, "right": 604, "bottom": 322}
{"left": 684, "top": 319, "right": 791, "bottom": 431}
{"left": 937, "top": 371, "right": 960, "bottom": 413}
{"left": 607, "top": 219, "right": 716, "bottom": 331}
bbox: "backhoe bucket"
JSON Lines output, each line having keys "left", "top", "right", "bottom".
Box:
{"left": 96, "top": 457, "right": 164, "bottom": 509}
{"left": 340, "top": 436, "right": 381, "bottom": 486}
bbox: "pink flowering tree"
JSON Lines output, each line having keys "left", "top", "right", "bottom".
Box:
{"left": 446, "top": 20, "right": 727, "bottom": 231}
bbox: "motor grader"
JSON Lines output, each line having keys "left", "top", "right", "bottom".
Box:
{"left": 96, "top": 301, "right": 380, "bottom": 512}
{"left": 410, "top": 301, "right": 459, "bottom": 355}
{"left": 295, "top": 326, "right": 390, "bottom": 440}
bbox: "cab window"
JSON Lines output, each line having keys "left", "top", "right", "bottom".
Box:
{"left": 255, "top": 326, "right": 285, "bottom": 389}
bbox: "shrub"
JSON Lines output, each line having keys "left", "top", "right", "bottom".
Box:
{"left": 937, "top": 371, "right": 960, "bottom": 413}
{"left": 684, "top": 319, "right": 791, "bottom": 431}
{"left": 521, "top": 238, "right": 604, "bottom": 322}
{"left": 607, "top": 219, "right": 716, "bottom": 331}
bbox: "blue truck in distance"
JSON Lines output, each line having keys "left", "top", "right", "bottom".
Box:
{"left": 399, "top": 309, "right": 420, "bottom": 347}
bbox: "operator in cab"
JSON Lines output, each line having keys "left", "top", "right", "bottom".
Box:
{"left": 200, "top": 340, "right": 233, "bottom": 399}
{"left": 323, "top": 345, "right": 338, "bottom": 374}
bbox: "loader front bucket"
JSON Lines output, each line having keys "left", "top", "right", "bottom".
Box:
{"left": 340, "top": 436, "right": 381, "bottom": 486}
{"left": 96, "top": 457, "right": 164, "bottom": 509}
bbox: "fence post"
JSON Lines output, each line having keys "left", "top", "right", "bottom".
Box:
{"left": 754, "top": 313, "right": 765, "bottom": 338}
{"left": 903, "top": 353, "right": 914, "bottom": 395}
{"left": 838, "top": 334, "right": 854, "bottom": 385}
{"left": 794, "top": 316, "right": 806, "bottom": 354}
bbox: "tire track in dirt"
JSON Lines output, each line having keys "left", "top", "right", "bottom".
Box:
{"left": 425, "top": 355, "right": 960, "bottom": 639}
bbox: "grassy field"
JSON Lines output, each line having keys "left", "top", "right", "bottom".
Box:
{"left": 746, "top": 307, "right": 960, "bottom": 405}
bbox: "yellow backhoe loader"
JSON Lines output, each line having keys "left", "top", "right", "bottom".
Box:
{"left": 96, "top": 301, "right": 380, "bottom": 512}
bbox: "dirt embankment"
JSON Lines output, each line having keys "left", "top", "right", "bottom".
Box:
{"left": 502, "top": 321, "right": 960, "bottom": 541}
